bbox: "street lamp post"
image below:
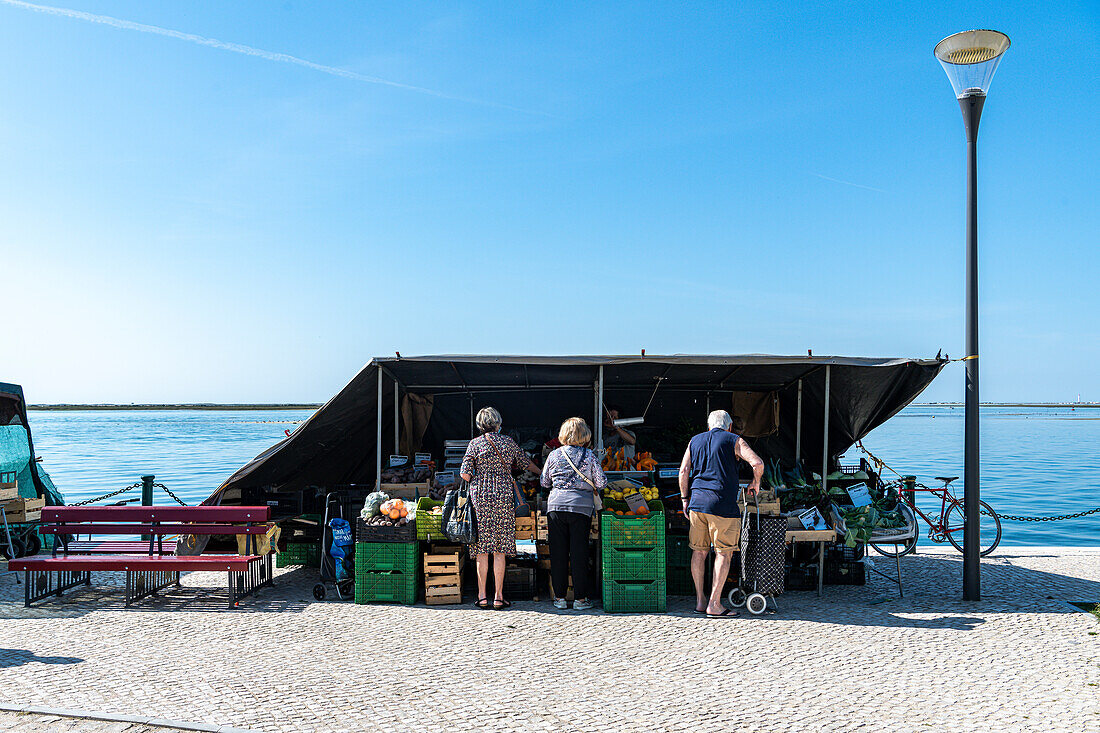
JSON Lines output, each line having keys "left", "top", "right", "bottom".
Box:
{"left": 934, "top": 29, "right": 1010, "bottom": 602}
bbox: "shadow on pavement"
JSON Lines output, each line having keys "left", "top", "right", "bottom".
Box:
{"left": 0, "top": 648, "right": 84, "bottom": 668}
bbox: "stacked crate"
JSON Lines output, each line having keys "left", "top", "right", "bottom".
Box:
{"left": 423, "top": 545, "right": 464, "bottom": 605}
{"left": 600, "top": 500, "right": 666, "bottom": 612}
{"left": 277, "top": 542, "right": 321, "bottom": 568}
{"left": 353, "top": 530, "right": 419, "bottom": 605}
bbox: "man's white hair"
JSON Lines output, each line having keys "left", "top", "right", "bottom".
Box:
{"left": 707, "top": 410, "right": 733, "bottom": 431}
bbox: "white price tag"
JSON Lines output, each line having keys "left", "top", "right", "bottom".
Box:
{"left": 846, "top": 482, "right": 872, "bottom": 507}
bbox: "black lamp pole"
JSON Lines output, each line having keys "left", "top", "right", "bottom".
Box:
{"left": 936, "top": 28, "right": 1008, "bottom": 602}
{"left": 960, "top": 92, "right": 985, "bottom": 601}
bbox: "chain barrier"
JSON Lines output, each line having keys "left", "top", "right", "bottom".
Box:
{"left": 70, "top": 482, "right": 142, "bottom": 506}
{"left": 154, "top": 482, "right": 188, "bottom": 506}
{"left": 985, "top": 506, "right": 1100, "bottom": 522}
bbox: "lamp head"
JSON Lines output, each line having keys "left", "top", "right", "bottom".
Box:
{"left": 934, "top": 29, "right": 1010, "bottom": 98}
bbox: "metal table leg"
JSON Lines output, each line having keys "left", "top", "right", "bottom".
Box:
{"left": 817, "top": 541, "right": 825, "bottom": 597}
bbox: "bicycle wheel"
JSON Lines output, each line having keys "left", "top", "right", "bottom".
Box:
{"left": 944, "top": 500, "right": 1002, "bottom": 557}
{"left": 869, "top": 536, "right": 916, "bottom": 558}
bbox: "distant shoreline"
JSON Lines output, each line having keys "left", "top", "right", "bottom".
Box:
{"left": 28, "top": 404, "right": 322, "bottom": 411}
{"left": 26, "top": 402, "right": 1097, "bottom": 411}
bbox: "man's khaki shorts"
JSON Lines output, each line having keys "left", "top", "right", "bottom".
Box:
{"left": 688, "top": 511, "right": 741, "bottom": 555}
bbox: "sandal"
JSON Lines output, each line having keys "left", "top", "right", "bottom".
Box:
{"left": 706, "top": 608, "right": 739, "bottom": 618}
{"left": 475, "top": 598, "right": 490, "bottom": 609}
{"left": 492, "top": 599, "right": 511, "bottom": 610}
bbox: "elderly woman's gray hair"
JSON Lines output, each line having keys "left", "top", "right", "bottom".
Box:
{"left": 475, "top": 407, "right": 503, "bottom": 434}
{"left": 707, "top": 410, "right": 733, "bottom": 431}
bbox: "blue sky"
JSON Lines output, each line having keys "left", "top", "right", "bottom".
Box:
{"left": 2, "top": 1, "right": 1096, "bottom": 403}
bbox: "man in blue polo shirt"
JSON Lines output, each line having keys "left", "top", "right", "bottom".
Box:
{"left": 678, "top": 410, "right": 764, "bottom": 617}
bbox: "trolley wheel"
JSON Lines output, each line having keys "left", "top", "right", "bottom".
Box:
{"left": 21, "top": 532, "right": 41, "bottom": 557}
{"left": 312, "top": 583, "right": 327, "bottom": 601}
{"left": 746, "top": 593, "right": 768, "bottom": 615}
{"left": 727, "top": 587, "right": 747, "bottom": 608}
{"left": 1, "top": 537, "right": 25, "bottom": 561}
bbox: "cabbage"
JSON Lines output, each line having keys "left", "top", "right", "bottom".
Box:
{"left": 362, "top": 491, "right": 389, "bottom": 518}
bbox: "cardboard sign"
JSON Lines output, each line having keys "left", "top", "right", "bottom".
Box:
{"left": 624, "top": 492, "right": 649, "bottom": 513}
{"left": 388, "top": 455, "right": 409, "bottom": 468}
{"left": 797, "top": 506, "right": 828, "bottom": 531}
{"left": 846, "top": 482, "right": 872, "bottom": 508}
{"left": 608, "top": 478, "right": 643, "bottom": 491}
{"left": 415, "top": 453, "right": 433, "bottom": 465}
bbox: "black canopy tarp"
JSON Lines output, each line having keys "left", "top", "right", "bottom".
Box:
{"left": 211, "top": 354, "right": 945, "bottom": 506}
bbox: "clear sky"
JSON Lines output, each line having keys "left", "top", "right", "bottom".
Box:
{"left": 2, "top": 1, "right": 1096, "bottom": 404}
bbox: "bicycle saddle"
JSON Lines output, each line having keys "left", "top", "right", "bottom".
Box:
{"left": 934, "top": 476, "right": 959, "bottom": 485}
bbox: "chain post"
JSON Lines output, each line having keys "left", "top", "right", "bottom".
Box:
{"left": 141, "top": 475, "right": 155, "bottom": 507}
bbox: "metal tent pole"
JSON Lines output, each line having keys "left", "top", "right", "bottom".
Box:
{"left": 593, "top": 377, "right": 600, "bottom": 444}
{"left": 821, "top": 366, "right": 831, "bottom": 495}
{"left": 596, "top": 365, "right": 605, "bottom": 451}
{"left": 376, "top": 367, "right": 383, "bottom": 490}
{"left": 394, "top": 375, "right": 400, "bottom": 457}
{"left": 795, "top": 379, "right": 803, "bottom": 462}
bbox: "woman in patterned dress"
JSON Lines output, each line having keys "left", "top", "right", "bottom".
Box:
{"left": 460, "top": 407, "right": 541, "bottom": 610}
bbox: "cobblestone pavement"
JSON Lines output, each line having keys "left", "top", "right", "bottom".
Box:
{"left": 1, "top": 548, "right": 1098, "bottom": 733}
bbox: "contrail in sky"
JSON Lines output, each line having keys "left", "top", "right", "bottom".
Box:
{"left": 0, "top": 0, "right": 538, "bottom": 113}
{"left": 811, "top": 172, "right": 885, "bottom": 193}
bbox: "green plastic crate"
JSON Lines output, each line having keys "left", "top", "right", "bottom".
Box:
{"left": 665, "top": 534, "right": 693, "bottom": 567}
{"left": 354, "top": 571, "right": 418, "bottom": 605}
{"left": 355, "top": 541, "right": 419, "bottom": 573}
{"left": 602, "top": 545, "right": 664, "bottom": 582}
{"left": 600, "top": 500, "right": 665, "bottom": 550}
{"left": 415, "top": 497, "right": 445, "bottom": 541}
{"left": 602, "top": 577, "right": 666, "bottom": 613}
{"left": 277, "top": 542, "right": 320, "bottom": 568}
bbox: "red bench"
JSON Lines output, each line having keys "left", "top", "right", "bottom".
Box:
{"left": 11, "top": 505, "right": 274, "bottom": 608}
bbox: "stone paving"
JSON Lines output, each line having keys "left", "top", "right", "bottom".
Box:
{"left": 1, "top": 548, "right": 1098, "bottom": 733}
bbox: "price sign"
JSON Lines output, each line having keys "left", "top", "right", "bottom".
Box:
{"left": 388, "top": 455, "right": 409, "bottom": 469}
{"left": 415, "top": 453, "right": 432, "bottom": 465}
{"left": 435, "top": 471, "right": 455, "bottom": 488}
{"left": 846, "top": 482, "right": 872, "bottom": 507}
{"left": 624, "top": 492, "right": 649, "bottom": 513}
{"left": 797, "top": 506, "right": 828, "bottom": 531}
{"left": 658, "top": 468, "right": 679, "bottom": 479}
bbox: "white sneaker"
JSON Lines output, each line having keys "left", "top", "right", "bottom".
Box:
{"left": 553, "top": 598, "right": 568, "bottom": 609}
{"left": 573, "top": 599, "right": 594, "bottom": 611}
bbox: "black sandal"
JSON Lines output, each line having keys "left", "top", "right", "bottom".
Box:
{"left": 475, "top": 598, "right": 490, "bottom": 609}
{"left": 492, "top": 599, "right": 511, "bottom": 610}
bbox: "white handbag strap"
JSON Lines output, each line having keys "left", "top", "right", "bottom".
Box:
{"left": 561, "top": 448, "right": 598, "bottom": 490}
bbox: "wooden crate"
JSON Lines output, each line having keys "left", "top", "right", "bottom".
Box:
{"left": 2, "top": 497, "right": 44, "bottom": 523}
{"left": 381, "top": 483, "right": 430, "bottom": 500}
{"left": 0, "top": 483, "right": 19, "bottom": 502}
{"left": 739, "top": 500, "right": 781, "bottom": 516}
{"left": 515, "top": 516, "right": 535, "bottom": 540}
{"left": 424, "top": 550, "right": 463, "bottom": 606}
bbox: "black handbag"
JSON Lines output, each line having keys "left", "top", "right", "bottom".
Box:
{"left": 442, "top": 481, "right": 478, "bottom": 545}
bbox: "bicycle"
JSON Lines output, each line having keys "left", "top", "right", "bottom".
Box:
{"left": 869, "top": 476, "right": 1001, "bottom": 557}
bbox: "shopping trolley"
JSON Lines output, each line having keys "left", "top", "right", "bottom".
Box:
{"left": 727, "top": 499, "right": 786, "bottom": 615}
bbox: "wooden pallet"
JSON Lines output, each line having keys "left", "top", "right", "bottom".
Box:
{"left": 424, "top": 550, "right": 463, "bottom": 605}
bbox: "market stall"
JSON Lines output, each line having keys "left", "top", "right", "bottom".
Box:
{"left": 210, "top": 354, "right": 944, "bottom": 609}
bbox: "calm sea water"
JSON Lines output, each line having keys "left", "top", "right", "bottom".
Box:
{"left": 25, "top": 405, "right": 1100, "bottom": 546}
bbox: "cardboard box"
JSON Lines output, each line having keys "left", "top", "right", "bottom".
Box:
{"left": 3, "top": 496, "right": 44, "bottom": 523}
